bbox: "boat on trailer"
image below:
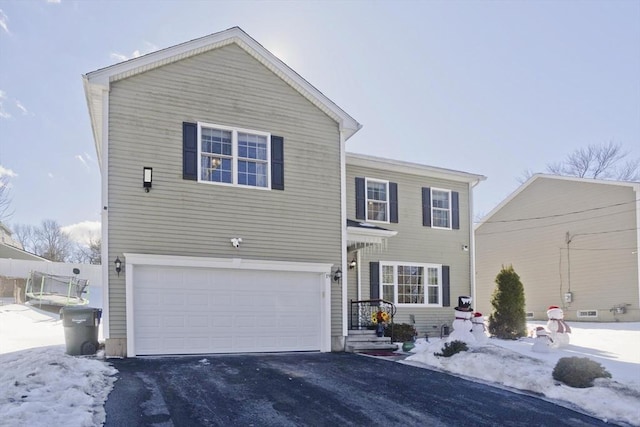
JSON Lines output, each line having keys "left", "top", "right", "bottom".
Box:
{"left": 25, "top": 269, "right": 89, "bottom": 306}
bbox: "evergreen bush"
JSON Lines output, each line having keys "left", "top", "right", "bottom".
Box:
{"left": 487, "top": 265, "right": 527, "bottom": 339}
{"left": 552, "top": 357, "right": 611, "bottom": 388}
{"left": 434, "top": 340, "right": 468, "bottom": 357}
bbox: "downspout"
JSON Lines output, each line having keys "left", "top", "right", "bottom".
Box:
{"left": 340, "top": 128, "right": 348, "bottom": 341}
{"left": 100, "top": 87, "right": 110, "bottom": 341}
{"left": 469, "top": 179, "right": 481, "bottom": 308}
{"left": 635, "top": 184, "right": 640, "bottom": 312}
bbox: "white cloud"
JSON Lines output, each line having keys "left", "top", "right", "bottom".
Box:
{"left": 0, "top": 89, "right": 10, "bottom": 119}
{"left": 109, "top": 41, "right": 158, "bottom": 62}
{"left": 75, "top": 154, "right": 90, "bottom": 171}
{"left": 0, "top": 9, "right": 9, "bottom": 35}
{"left": 15, "top": 100, "right": 27, "bottom": 115}
{"left": 48, "top": 172, "right": 54, "bottom": 179}
{"left": 46, "top": 0, "right": 62, "bottom": 3}
{"left": 0, "top": 165, "right": 17, "bottom": 179}
{"left": 61, "top": 221, "right": 101, "bottom": 246}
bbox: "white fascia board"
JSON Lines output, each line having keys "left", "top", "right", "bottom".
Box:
{"left": 346, "top": 152, "right": 486, "bottom": 183}
{"left": 122, "top": 253, "right": 332, "bottom": 273}
{"left": 346, "top": 227, "right": 398, "bottom": 240}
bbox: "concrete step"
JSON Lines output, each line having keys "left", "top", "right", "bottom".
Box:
{"left": 346, "top": 341, "right": 399, "bottom": 352}
{"left": 346, "top": 335, "right": 391, "bottom": 343}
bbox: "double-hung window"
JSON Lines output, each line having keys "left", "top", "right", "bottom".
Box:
{"left": 366, "top": 179, "right": 389, "bottom": 222}
{"left": 198, "top": 123, "right": 270, "bottom": 188}
{"left": 380, "top": 262, "right": 442, "bottom": 306}
{"left": 431, "top": 188, "right": 451, "bottom": 228}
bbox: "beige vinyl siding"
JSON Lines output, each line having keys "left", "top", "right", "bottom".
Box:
{"left": 346, "top": 164, "right": 473, "bottom": 336}
{"left": 107, "top": 44, "right": 342, "bottom": 338}
{"left": 475, "top": 178, "right": 639, "bottom": 322}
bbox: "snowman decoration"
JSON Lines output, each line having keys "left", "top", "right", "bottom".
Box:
{"left": 448, "top": 296, "right": 476, "bottom": 344}
{"left": 471, "top": 312, "right": 488, "bottom": 344}
{"left": 531, "top": 326, "right": 552, "bottom": 353}
{"left": 546, "top": 305, "right": 571, "bottom": 347}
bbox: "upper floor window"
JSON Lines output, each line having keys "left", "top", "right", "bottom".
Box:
{"left": 380, "top": 262, "right": 442, "bottom": 306}
{"left": 431, "top": 188, "right": 451, "bottom": 228}
{"left": 198, "top": 123, "right": 270, "bottom": 188}
{"left": 366, "top": 178, "right": 389, "bottom": 222}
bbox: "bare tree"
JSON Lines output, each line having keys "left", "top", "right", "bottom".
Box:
{"left": 73, "top": 237, "right": 102, "bottom": 264}
{"left": 547, "top": 142, "right": 639, "bottom": 180}
{"left": 0, "top": 177, "right": 13, "bottom": 221}
{"left": 12, "top": 223, "right": 38, "bottom": 252}
{"left": 519, "top": 142, "right": 640, "bottom": 183}
{"left": 34, "top": 219, "right": 74, "bottom": 262}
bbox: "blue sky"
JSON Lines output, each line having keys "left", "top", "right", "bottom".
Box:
{"left": 0, "top": 0, "right": 638, "bottom": 243}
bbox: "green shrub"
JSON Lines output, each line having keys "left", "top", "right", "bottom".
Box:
{"left": 384, "top": 323, "right": 416, "bottom": 342}
{"left": 434, "top": 340, "right": 468, "bottom": 357}
{"left": 552, "top": 357, "right": 611, "bottom": 388}
{"left": 488, "top": 265, "right": 527, "bottom": 339}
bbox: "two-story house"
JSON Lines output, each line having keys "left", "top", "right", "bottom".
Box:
{"left": 84, "top": 27, "right": 484, "bottom": 357}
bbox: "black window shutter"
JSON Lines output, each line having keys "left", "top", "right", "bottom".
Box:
{"left": 422, "top": 187, "right": 431, "bottom": 227}
{"left": 452, "top": 191, "right": 460, "bottom": 229}
{"left": 271, "top": 136, "right": 284, "bottom": 190}
{"left": 389, "top": 182, "right": 398, "bottom": 223}
{"left": 370, "top": 262, "right": 380, "bottom": 300}
{"left": 183, "top": 122, "right": 198, "bottom": 181}
{"left": 442, "top": 265, "right": 450, "bottom": 307}
{"left": 355, "top": 177, "right": 365, "bottom": 220}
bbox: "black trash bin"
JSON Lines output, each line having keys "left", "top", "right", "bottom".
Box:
{"left": 60, "top": 306, "right": 102, "bottom": 356}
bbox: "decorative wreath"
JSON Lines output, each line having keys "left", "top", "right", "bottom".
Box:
{"left": 371, "top": 311, "right": 390, "bottom": 324}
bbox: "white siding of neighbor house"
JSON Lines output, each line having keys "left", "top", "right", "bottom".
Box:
{"left": 475, "top": 177, "right": 640, "bottom": 322}
{"left": 106, "top": 44, "right": 343, "bottom": 339}
{"left": 346, "top": 163, "right": 474, "bottom": 337}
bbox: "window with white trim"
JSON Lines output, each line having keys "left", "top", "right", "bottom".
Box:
{"left": 431, "top": 188, "right": 451, "bottom": 228}
{"left": 380, "top": 262, "right": 442, "bottom": 306}
{"left": 198, "top": 122, "right": 270, "bottom": 188}
{"left": 366, "top": 178, "right": 389, "bottom": 222}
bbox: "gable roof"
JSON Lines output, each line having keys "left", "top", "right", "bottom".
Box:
{"left": 0, "top": 242, "right": 49, "bottom": 262}
{"left": 476, "top": 173, "right": 640, "bottom": 229}
{"left": 83, "top": 27, "right": 362, "bottom": 166}
{"left": 346, "top": 152, "right": 486, "bottom": 184}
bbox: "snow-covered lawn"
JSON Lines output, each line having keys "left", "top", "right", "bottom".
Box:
{"left": 404, "top": 321, "right": 640, "bottom": 426}
{"left": 1, "top": 301, "right": 639, "bottom": 426}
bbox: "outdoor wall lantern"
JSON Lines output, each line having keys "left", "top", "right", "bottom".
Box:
{"left": 333, "top": 268, "right": 342, "bottom": 282}
{"left": 114, "top": 257, "right": 122, "bottom": 276}
{"left": 143, "top": 167, "right": 153, "bottom": 192}
{"left": 349, "top": 258, "right": 357, "bottom": 269}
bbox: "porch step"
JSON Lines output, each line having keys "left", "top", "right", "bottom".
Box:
{"left": 345, "top": 330, "right": 398, "bottom": 353}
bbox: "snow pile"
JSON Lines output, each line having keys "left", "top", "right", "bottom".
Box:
{"left": 0, "top": 303, "right": 116, "bottom": 427}
{"left": 404, "top": 322, "right": 640, "bottom": 426}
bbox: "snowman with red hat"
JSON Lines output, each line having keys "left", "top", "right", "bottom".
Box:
{"left": 471, "top": 312, "right": 488, "bottom": 344}
{"left": 546, "top": 305, "right": 571, "bottom": 347}
{"left": 448, "top": 296, "right": 476, "bottom": 344}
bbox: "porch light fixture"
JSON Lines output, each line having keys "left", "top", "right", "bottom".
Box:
{"left": 114, "top": 257, "right": 122, "bottom": 277}
{"left": 143, "top": 167, "right": 153, "bottom": 192}
{"left": 349, "top": 258, "right": 357, "bottom": 269}
{"left": 333, "top": 268, "right": 342, "bottom": 282}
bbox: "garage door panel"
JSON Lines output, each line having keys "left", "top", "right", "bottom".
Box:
{"left": 133, "top": 266, "right": 323, "bottom": 355}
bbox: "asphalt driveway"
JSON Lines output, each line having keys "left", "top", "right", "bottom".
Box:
{"left": 104, "top": 352, "right": 609, "bottom": 426}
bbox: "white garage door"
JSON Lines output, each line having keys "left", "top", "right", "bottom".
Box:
{"left": 132, "top": 265, "right": 323, "bottom": 355}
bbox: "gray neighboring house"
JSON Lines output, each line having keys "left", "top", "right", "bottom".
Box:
{"left": 83, "top": 27, "right": 484, "bottom": 358}
{"left": 475, "top": 174, "right": 640, "bottom": 322}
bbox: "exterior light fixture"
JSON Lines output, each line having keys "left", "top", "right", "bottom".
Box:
{"left": 333, "top": 268, "right": 342, "bottom": 282}
{"left": 143, "top": 167, "right": 153, "bottom": 192}
{"left": 349, "top": 258, "right": 357, "bottom": 269}
{"left": 114, "top": 257, "right": 122, "bottom": 276}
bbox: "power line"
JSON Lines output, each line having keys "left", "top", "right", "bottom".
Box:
{"left": 475, "top": 198, "right": 640, "bottom": 225}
